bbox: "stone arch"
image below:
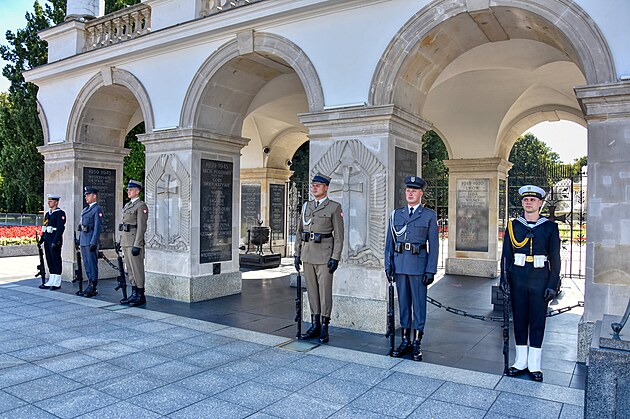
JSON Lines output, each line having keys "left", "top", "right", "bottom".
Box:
{"left": 180, "top": 31, "right": 325, "bottom": 129}
{"left": 67, "top": 67, "right": 154, "bottom": 145}
{"left": 36, "top": 100, "right": 50, "bottom": 145}
{"left": 370, "top": 0, "right": 616, "bottom": 108}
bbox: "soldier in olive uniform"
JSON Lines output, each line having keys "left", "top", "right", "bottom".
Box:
{"left": 78, "top": 187, "right": 103, "bottom": 297}
{"left": 39, "top": 194, "right": 66, "bottom": 290}
{"left": 385, "top": 176, "right": 439, "bottom": 361}
{"left": 119, "top": 180, "right": 149, "bottom": 306}
{"left": 501, "top": 185, "right": 561, "bottom": 382}
{"left": 294, "top": 172, "right": 344, "bottom": 343}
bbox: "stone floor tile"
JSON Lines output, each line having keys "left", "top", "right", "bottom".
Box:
{"left": 289, "top": 354, "right": 348, "bottom": 375}
{"left": 430, "top": 381, "right": 499, "bottom": 410}
{"left": 3, "top": 374, "right": 83, "bottom": 403}
{"left": 176, "top": 369, "right": 248, "bottom": 396}
{"left": 409, "top": 398, "right": 486, "bottom": 418}
{"left": 0, "top": 363, "right": 52, "bottom": 389}
{"left": 168, "top": 396, "right": 255, "bottom": 419}
{"left": 162, "top": 316, "right": 227, "bottom": 332}
{"left": 9, "top": 343, "right": 73, "bottom": 363}
{"left": 262, "top": 392, "right": 343, "bottom": 419}
{"left": 214, "top": 327, "right": 290, "bottom": 347}
{"left": 309, "top": 345, "right": 402, "bottom": 369}
{"left": 127, "top": 383, "right": 208, "bottom": 415}
{"left": 97, "top": 373, "right": 168, "bottom": 399}
{"left": 124, "top": 333, "right": 178, "bottom": 349}
{"left": 393, "top": 359, "right": 501, "bottom": 389}
{"left": 214, "top": 340, "right": 270, "bottom": 357}
{"left": 349, "top": 387, "right": 424, "bottom": 418}
{"left": 328, "top": 362, "right": 392, "bottom": 386}
{"left": 487, "top": 393, "right": 563, "bottom": 419}
{"left": 376, "top": 371, "right": 444, "bottom": 398}
{"left": 145, "top": 342, "right": 204, "bottom": 359}
{"left": 331, "top": 406, "right": 396, "bottom": 418}
{"left": 75, "top": 400, "right": 162, "bottom": 419}
{"left": 180, "top": 348, "right": 240, "bottom": 368}
{"left": 33, "top": 387, "right": 118, "bottom": 419}
{"left": 80, "top": 341, "right": 141, "bottom": 360}
{"left": 213, "top": 359, "right": 270, "bottom": 379}
{"left": 61, "top": 361, "right": 130, "bottom": 385}
{"left": 560, "top": 403, "right": 585, "bottom": 419}
{"left": 246, "top": 347, "right": 305, "bottom": 367}
{"left": 298, "top": 376, "right": 372, "bottom": 405}
{"left": 252, "top": 365, "right": 323, "bottom": 391}
{"left": 496, "top": 376, "right": 585, "bottom": 406}
{"left": 181, "top": 333, "right": 235, "bottom": 348}
{"left": 108, "top": 350, "right": 171, "bottom": 370}
{"left": 0, "top": 353, "right": 25, "bottom": 370}
{"left": 215, "top": 381, "right": 292, "bottom": 410}
{"left": 127, "top": 320, "right": 177, "bottom": 334}
{"left": 34, "top": 352, "right": 99, "bottom": 373}
{"left": 0, "top": 337, "right": 45, "bottom": 353}
{"left": 143, "top": 360, "right": 205, "bottom": 382}
{"left": 0, "top": 404, "right": 58, "bottom": 419}
{"left": 0, "top": 390, "right": 27, "bottom": 413}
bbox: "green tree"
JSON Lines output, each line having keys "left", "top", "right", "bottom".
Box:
{"left": 122, "top": 122, "right": 145, "bottom": 203}
{"left": 105, "top": 0, "right": 141, "bottom": 14}
{"left": 421, "top": 130, "right": 449, "bottom": 179}
{"left": 289, "top": 141, "right": 309, "bottom": 185}
{"left": 508, "top": 133, "right": 561, "bottom": 175}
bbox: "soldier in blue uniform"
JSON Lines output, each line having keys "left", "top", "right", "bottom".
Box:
{"left": 501, "top": 185, "right": 561, "bottom": 382}
{"left": 39, "top": 194, "right": 66, "bottom": 290}
{"left": 78, "top": 187, "right": 104, "bottom": 297}
{"left": 385, "top": 176, "right": 439, "bottom": 361}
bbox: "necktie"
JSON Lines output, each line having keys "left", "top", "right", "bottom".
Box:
{"left": 315, "top": 201, "right": 319, "bottom": 209}
{"left": 409, "top": 207, "right": 414, "bottom": 217}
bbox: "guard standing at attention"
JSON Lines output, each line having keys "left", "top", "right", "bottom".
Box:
{"left": 294, "top": 172, "right": 344, "bottom": 343}
{"left": 39, "top": 194, "right": 66, "bottom": 290}
{"left": 119, "top": 179, "right": 149, "bottom": 306}
{"left": 501, "top": 185, "right": 561, "bottom": 382}
{"left": 385, "top": 176, "right": 439, "bottom": 361}
{"left": 78, "top": 187, "right": 103, "bottom": 298}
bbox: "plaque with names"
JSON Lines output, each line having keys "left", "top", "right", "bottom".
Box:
{"left": 395, "top": 147, "right": 418, "bottom": 208}
{"left": 498, "top": 179, "right": 507, "bottom": 242}
{"left": 269, "top": 184, "right": 285, "bottom": 239}
{"left": 83, "top": 167, "right": 116, "bottom": 249}
{"left": 456, "top": 178, "right": 489, "bottom": 252}
{"left": 241, "top": 184, "right": 261, "bottom": 239}
{"left": 200, "top": 159, "right": 233, "bottom": 264}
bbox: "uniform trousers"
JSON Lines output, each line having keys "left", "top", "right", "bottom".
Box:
{"left": 44, "top": 242, "right": 62, "bottom": 274}
{"left": 303, "top": 262, "right": 333, "bottom": 317}
{"left": 509, "top": 266, "right": 548, "bottom": 347}
{"left": 80, "top": 245, "right": 99, "bottom": 281}
{"left": 122, "top": 246, "right": 145, "bottom": 288}
{"left": 395, "top": 274, "right": 427, "bottom": 330}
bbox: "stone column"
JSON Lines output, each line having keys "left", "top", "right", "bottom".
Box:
{"left": 575, "top": 81, "right": 630, "bottom": 361}
{"left": 240, "top": 168, "right": 292, "bottom": 255}
{"left": 443, "top": 158, "right": 512, "bottom": 278}
{"left": 66, "top": 0, "right": 104, "bottom": 20}
{"left": 138, "top": 128, "right": 249, "bottom": 302}
{"left": 37, "top": 142, "right": 129, "bottom": 281}
{"left": 300, "top": 104, "right": 431, "bottom": 333}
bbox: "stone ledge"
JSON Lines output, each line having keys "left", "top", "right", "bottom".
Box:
{"left": 146, "top": 271, "right": 242, "bottom": 302}
{"left": 0, "top": 244, "right": 38, "bottom": 258}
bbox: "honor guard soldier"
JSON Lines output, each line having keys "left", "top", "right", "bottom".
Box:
{"left": 78, "top": 187, "right": 103, "bottom": 297}
{"left": 294, "top": 172, "right": 344, "bottom": 343}
{"left": 119, "top": 179, "right": 149, "bottom": 306}
{"left": 39, "top": 194, "right": 66, "bottom": 290}
{"left": 385, "top": 176, "right": 439, "bottom": 361}
{"left": 501, "top": 185, "right": 561, "bottom": 382}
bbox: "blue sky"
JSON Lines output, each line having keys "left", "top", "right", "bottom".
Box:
{"left": 0, "top": 0, "right": 587, "bottom": 161}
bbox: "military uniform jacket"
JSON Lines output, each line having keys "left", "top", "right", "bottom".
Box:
{"left": 294, "top": 198, "right": 344, "bottom": 265}
{"left": 385, "top": 206, "right": 439, "bottom": 276}
{"left": 501, "top": 216, "right": 561, "bottom": 291}
{"left": 42, "top": 208, "right": 66, "bottom": 245}
{"left": 79, "top": 203, "right": 103, "bottom": 247}
{"left": 120, "top": 199, "right": 148, "bottom": 248}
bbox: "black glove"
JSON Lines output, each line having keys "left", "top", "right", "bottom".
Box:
{"left": 544, "top": 288, "right": 557, "bottom": 303}
{"left": 385, "top": 265, "right": 394, "bottom": 280}
{"left": 131, "top": 246, "right": 141, "bottom": 256}
{"left": 422, "top": 273, "right": 435, "bottom": 286}
{"left": 499, "top": 280, "right": 509, "bottom": 296}
{"left": 89, "top": 244, "right": 97, "bottom": 252}
{"left": 294, "top": 256, "right": 301, "bottom": 272}
{"left": 327, "top": 258, "right": 339, "bottom": 274}
{"left": 51, "top": 242, "right": 57, "bottom": 250}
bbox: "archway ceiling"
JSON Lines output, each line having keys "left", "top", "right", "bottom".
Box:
{"left": 78, "top": 85, "right": 140, "bottom": 147}
{"left": 392, "top": 7, "right": 586, "bottom": 159}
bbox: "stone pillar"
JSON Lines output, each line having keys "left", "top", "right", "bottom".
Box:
{"left": 240, "top": 168, "right": 292, "bottom": 256}
{"left": 300, "top": 104, "right": 431, "bottom": 333}
{"left": 443, "top": 158, "right": 512, "bottom": 278}
{"left": 575, "top": 81, "right": 630, "bottom": 361}
{"left": 138, "top": 128, "right": 250, "bottom": 302}
{"left": 37, "top": 142, "right": 129, "bottom": 281}
{"left": 66, "top": 0, "right": 104, "bottom": 20}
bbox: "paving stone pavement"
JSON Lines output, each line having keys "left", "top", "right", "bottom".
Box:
{"left": 0, "top": 284, "right": 585, "bottom": 418}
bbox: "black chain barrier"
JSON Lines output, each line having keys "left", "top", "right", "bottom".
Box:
{"left": 427, "top": 296, "right": 584, "bottom": 322}
{"left": 99, "top": 253, "right": 120, "bottom": 272}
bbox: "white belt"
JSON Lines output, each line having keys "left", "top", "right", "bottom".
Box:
{"left": 514, "top": 254, "right": 547, "bottom": 268}
{"left": 41, "top": 226, "right": 57, "bottom": 233}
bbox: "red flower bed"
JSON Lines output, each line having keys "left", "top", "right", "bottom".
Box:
{"left": 0, "top": 226, "right": 40, "bottom": 245}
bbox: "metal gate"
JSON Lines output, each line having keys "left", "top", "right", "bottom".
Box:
{"left": 508, "top": 164, "right": 587, "bottom": 279}
{"left": 424, "top": 173, "right": 449, "bottom": 270}
{"left": 287, "top": 180, "right": 310, "bottom": 256}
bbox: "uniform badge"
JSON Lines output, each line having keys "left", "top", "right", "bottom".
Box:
{"left": 61, "top": 216, "right": 65, "bottom": 220}
{"left": 143, "top": 209, "right": 147, "bottom": 214}
{"left": 98, "top": 212, "right": 103, "bottom": 217}
{"left": 340, "top": 210, "right": 343, "bottom": 219}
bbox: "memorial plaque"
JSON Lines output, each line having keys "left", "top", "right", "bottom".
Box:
{"left": 241, "top": 184, "right": 261, "bottom": 239}
{"left": 395, "top": 147, "right": 417, "bottom": 208}
{"left": 200, "top": 159, "right": 233, "bottom": 264}
{"left": 269, "top": 183, "right": 285, "bottom": 239}
{"left": 498, "top": 179, "right": 507, "bottom": 242}
{"left": 83, "top": 167, "right": 116, "bottom": 249}
{"left": 456, "top": 178, "right": 489, "bottom": 252}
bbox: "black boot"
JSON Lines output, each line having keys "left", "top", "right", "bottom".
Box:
{"left": 392, "top": 328, "right": 412, "bottom": 357}
{"left": 129, "top": 288, "right": 146, "bottom": 307}
{"left": 83, "top": 281, "right": 98, "bottom": 298}
{"left": 319, "top": 316, "right": 330, "bottom": 343}
{"left": 120, "top": 286, "right": 136, "bottom": 305}
{"left": 412, "top": 330, "right": 423, "bottom": 361}
{"left": 300, "top": 314, "right": 321, "bottom": 339}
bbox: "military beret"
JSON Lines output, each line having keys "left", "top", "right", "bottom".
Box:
{"left": 519, "top": 185, "right": 545, "bottom": 199}
{"left": 312, "top": 172, "right": 331, "bottom": 186}
{"left": 405, "top": 176, "right": 426, "bottom": 190}
{"left": 83, "top": 187, "right": 98, "bottom": 195}
{"left": 127, "top": 179, "right": 143, "bottom": 189}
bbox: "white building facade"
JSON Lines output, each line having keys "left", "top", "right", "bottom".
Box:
{"left": 25, "top": 0, "right": 630, "bottom": 360}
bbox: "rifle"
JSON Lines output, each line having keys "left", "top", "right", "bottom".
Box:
{"left": 385, "top": 272, "right": 396, "bottom": 356}
{"left": 295, "top": 266, "right": 302, "bottom": 339}
{"left": 35, "top": 232, "right": 46, "bottom": 285}
{"left": 72, "top": 232, "right": 84, "bottom": 296}
{"left": 114, "top": 241, "right": 128, "bottom": 301}
{"left": 500, "top": 256, "right": 511, "bottom": 375}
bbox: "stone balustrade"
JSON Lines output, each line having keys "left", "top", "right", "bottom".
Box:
{"left": 200, "top": 0, "right": 266, "bottom": 17}
{"left": 84, "top": 3, "right": 151, "bottom": 51}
